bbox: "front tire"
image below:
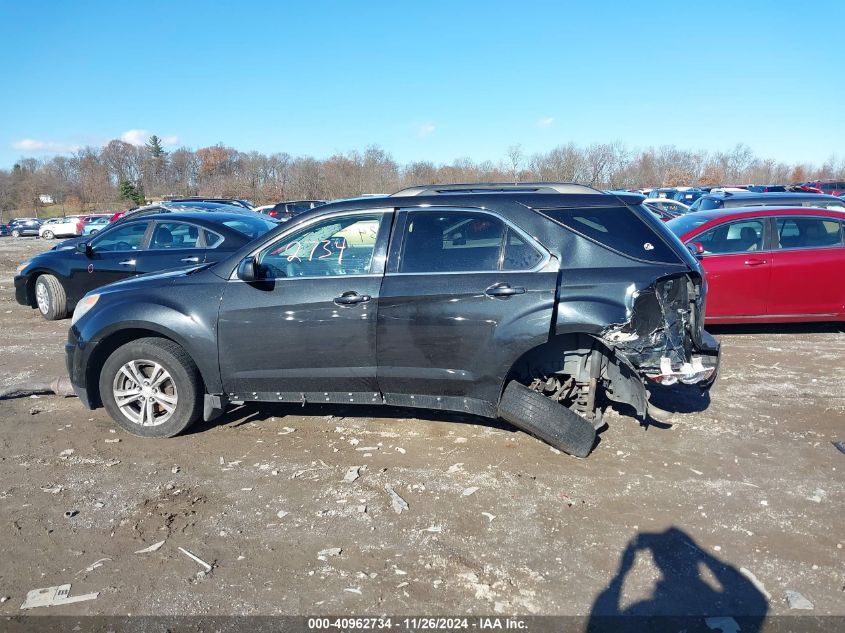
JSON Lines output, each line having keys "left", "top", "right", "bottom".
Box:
{"left": 42, "top": 230, "right": 54, "bottom": 239}
{"left": 99, "top": 337, "right": 203, "bottom": 438}
{"left": 34, "top": 274, "right": 67, "bottom": 320}
{"left": 11, "top": 229, "right": 20, "bottom": 238}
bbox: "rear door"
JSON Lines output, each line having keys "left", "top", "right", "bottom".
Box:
{"left": 134, "top": 220, "right": 206, "bottom": 274}
{"left": 768, "top": 216, "right": 844, "bottom": 316}
{"left": 376, "top": 208, "right": 558, "bottom": 416}
{"left": 691, "top": 218, "right": 770, "bottom": 318}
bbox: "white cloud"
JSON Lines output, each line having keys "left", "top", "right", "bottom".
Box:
{"left": 120, "top": 129, "right": 179, "bottom": 147}
{"left": 417, "top": 123, "right": 436, "bottom": 138}
{"left": 536, "top": 117, "right": 555, "bottom": 128}
{"left": 120, "top": 129, "right": 151, "bottom": 146}
{"left": 12, "top": 138, "right": 80, "bottom": 153}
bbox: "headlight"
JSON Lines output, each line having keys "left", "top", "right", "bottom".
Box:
{"left": 71, "top": 294, "right": 100, "bottom": 325}
{"left": 16, "top": 261, "right": 30, "bottom": 274}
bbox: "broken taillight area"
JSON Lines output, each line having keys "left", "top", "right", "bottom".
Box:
{"left": 600, "top": 272, "right": 719, "bottom": 385}
{"left": 645, "top": 355, "right": 717, "bottom": 385}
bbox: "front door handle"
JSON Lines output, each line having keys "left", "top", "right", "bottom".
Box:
{"left": 485, "top": 283, "right": 526, "bottom": 298}
{"left": 118, "top": 259, "right": 136, "bottom": 266}
{"left": 744, "top": 258, "right": 767, "bottom": 266}
{"left": 180, "top": 256, "right": 201, "bottom": 264}
{"left": 334, "top": 291, "right": 372, "bottom": 306}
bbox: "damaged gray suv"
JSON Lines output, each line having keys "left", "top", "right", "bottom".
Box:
{"left": 65, "top": 183, "right": 719, "bottom": 457}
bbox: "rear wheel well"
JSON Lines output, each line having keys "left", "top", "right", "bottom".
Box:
{"left": 501, "top": 332, "right": 648, "bottom": 421}
{"left": 87, "top": 330, "right": 203, "bottom": 408}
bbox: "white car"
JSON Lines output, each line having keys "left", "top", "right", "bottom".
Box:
{"left": 643, "top": 198, "right": 690, "bottom": 214}
{"left": 39, "top": 216, "right": 83, "bottom": 239}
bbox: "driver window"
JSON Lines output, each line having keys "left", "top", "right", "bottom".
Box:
{"left": 91, "top": 221, "right": 149, "bottom": 252}
{"left": 258, "top": 214, "right": 383, "bottom": 278}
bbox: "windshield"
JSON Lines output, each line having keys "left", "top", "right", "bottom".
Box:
{"left": 666, "top": 214, "right": 714, "bottom": 237}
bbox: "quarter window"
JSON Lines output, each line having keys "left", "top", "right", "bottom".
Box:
{"left": 776, "top": 218, "right": 842, "bottom": 249}
{"left": 693, "top": 220, "right": 764, "bottom": 254}
{"left": 502, "top": 228, "right": 543, "bottom": 270}
{"left": 258, "top": 214, "right": 383, "bottom": 278}
{"left": 91, "top": 221, "right": 149, "bottom": 252}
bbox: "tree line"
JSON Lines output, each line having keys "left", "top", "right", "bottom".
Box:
{"left": 1, "top": 135, "right": 843, "bottom": 218}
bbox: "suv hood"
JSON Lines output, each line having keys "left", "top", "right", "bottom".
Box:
{"left": 93, "top": 265, "right": 211, "bottom": 296}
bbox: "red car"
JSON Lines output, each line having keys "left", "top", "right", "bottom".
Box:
{"left": 803, "top": 180, "right": 845, "bottom": 196}
{"left": 667, "top": 207, "right": 845, "bottom": 324}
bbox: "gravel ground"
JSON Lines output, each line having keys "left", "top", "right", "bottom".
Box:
{"left": 0, "top": 237, "right": 842, "bottom": 617}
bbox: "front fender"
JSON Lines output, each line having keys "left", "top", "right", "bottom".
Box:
{"left": 76, "top": 296, "right": 222, "bottom": 394}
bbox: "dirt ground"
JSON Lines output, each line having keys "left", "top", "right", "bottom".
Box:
{"left": 0, "top": 237, "right": 842, "bottom": 618}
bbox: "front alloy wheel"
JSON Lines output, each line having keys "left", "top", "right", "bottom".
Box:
{"left": 42, "top": 230, "right": 54, "bottom": 239}
{"left": 112, "top": 360, "right": 178, "bottom": 426}
{"left": 100, "top": 337, "right": 203, "bottom": 437}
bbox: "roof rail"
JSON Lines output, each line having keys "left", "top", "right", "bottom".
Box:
{"left": 390, "top": 182, "right": 603, "bottom": 197}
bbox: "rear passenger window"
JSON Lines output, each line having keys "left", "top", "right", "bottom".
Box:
{"left": 400, "top": 211, "right": 505, "bottom": 273}
{"left": 776, "top": 218, "right": 842, "bottom": 249}
{"left": 695, "top": 220, "right": 764, "bottom": 254}
{"left": 539, "top": 206, "right": 679, "bottom": 263}
{"left": 148, "top": 222, "right": 201, "bottom": 250}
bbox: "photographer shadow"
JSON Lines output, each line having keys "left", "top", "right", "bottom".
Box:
{"left": 587, "top": 527, "right": 768, "bottom": 633}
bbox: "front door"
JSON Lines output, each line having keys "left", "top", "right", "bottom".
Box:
{"left": 69, "top": 220, "right": 151, "bottom": 302}
{"left": 692, "top": 218, "right": 770, "bottom": 318}
{"left": 218, "top": 210, "right": 392, "bottom": 401}
{"left": 376, "top": 208, "right": 558, "bottom": 417}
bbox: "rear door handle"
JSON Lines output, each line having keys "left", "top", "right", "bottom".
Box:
{"left": 485, "top": 283, "right": 526, "bottom": 298}
{"left": 334, "top": 291, "right": 372, "bottom": 306}
{"left": 118, "top": 259, "right": 136, "bottom": 266}
{"left": 744, "top": 259, "right": 767, "bottom": 266}
{"left": 180, "top": 256, "right": 200, "bottom": 264}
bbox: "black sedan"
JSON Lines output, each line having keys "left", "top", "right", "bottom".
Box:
{"left": 15, "top": 211, "right": 276, "bottom": 320}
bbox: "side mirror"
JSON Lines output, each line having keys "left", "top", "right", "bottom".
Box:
{"left": 686, "top": 242, "right": 705, "bottom": 257}
{"left": 237, "top": 255, "right": 258, "bottom": 281}
{"left": 76, "top": 241, "right": 92, "bottom": 256}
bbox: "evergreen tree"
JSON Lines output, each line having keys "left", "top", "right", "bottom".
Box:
{"left": 146, "top": 135, "right": 165, "bottom": 158}
{"left": 118, "top": 178, "right": 144, "bottom": 205}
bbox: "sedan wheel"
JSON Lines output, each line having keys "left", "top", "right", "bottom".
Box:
{"left": 112, "top": 359, "right": 178, "bottom": 427}
{"left": 43, "top": 230, "right": 54, "bottom": 239}
{"left": 34, "top": 274, "right": 67, "bottom": 320}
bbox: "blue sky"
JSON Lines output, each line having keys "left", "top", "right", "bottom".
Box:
{"left": 1, "top": 0, "right": 843, "bottom": 168}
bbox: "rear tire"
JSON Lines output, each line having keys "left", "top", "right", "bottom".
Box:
{"left": 498, "top": 381, "right": 597, "bottom": 457}
{"left": 99, "top": 337, "right": 203, "bottom": 438}
{"left": 34, "top": 274, "right": 67, "bottom": 320}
